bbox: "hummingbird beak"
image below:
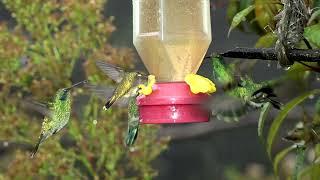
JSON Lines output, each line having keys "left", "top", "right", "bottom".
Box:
{"left": 64, "top": 80, "right": 88, "bottom": 91}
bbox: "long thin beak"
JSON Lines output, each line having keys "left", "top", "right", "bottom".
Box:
{"left": 65, "top": 80, "right": 88, "bottom": 91}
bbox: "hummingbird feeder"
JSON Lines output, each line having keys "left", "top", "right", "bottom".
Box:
{"left": 133, "top": 0, "right": 212, "bottom": 124}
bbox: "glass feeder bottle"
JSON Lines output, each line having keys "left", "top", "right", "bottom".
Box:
{"left": 133, "top": 0, "right": 212, "bottom": 124}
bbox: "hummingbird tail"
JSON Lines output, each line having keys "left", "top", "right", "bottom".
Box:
{"left": 30, "top": 140, "right": 41, "bottom": 158}
{"left": 104, "top": 98, "right": 116, "bottom": 110}
{"left": 30, "top": 134, "right": 44, "bottom": 158}
{"left": 267, "top": 98, "right": 283, "bottom": 110}
{"left": 125, "top": 127, "right": 139, "bottom": 146}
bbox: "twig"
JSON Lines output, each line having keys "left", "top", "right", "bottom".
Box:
{"left": 216, "top": 47, "right": 320, "bottom": 62}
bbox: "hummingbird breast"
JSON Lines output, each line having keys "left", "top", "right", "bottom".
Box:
{"left": 115, "top": 73, "right": 137, "bottom": 97}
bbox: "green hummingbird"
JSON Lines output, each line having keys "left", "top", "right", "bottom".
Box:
{"left": 86, "top": 77, "right": 150, "bottom": 146}
{"left": 125, "top": 87, "right": 141, "bottom": 146}
{"left": 86, "top": 84, "right": 142, "bottom": 146}
{"left": 30, "top": 80, "right": 87, "bottom": 158}
{"left": 209, "top": 55, "right": 282, "bottom": 122}
{"left": 95, "top": 61, "right": 147, "bottom": 110}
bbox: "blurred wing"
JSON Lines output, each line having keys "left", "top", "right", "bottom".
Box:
{"left": 204, "top": 94, "right": 253, "bottom": 122}
{"left": 96, "top": 61, "right": 125, "bottom": 83}
{"left": 204, "top": 94, "right": 243, "bottom": 113}
{"left": 21, "top": 99, "right": 53, "bottom": 117}
{"left": 85, "top": 83, "right": 129, "bottom": 107}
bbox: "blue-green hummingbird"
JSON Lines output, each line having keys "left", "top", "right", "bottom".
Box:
{"left": 95, "top": 61, "right": 147, "bottom": 110}
{"left": 125, "top": 86, "right": 141, "bottom": 146}
{"left": 209, "top": 55, "right": 282, "bottom": 122}
{"left": 30, "top": 80, "right": 87, "bottom": 158}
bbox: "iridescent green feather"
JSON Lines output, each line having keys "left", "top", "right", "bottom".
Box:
{"left": 211, "top": 55, "right": 279, "bottom": 122}
{"left": 212, "top": 55, "right": 234, "bottom": 86}
{"left": 125, "top": 92, "right": 140, "bottom": 146}
{"left": 31, "top": 88, "right": 72, "bottom": 158}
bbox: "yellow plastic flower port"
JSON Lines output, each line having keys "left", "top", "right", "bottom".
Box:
{"left": 138, "top": 75, "right": 156, "bottom": 96}
{"left": 185, "top": 74, "right": 216, "bottom": 94}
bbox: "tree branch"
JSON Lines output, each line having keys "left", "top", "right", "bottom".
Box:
{"left": 218, "top": 47, "right": 320, "bottom": 62}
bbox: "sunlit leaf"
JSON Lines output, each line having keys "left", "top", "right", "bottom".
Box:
{"left": 298, "top": 164, "right": 320, "bottom": 180}
{"left": 258, "top": 102, "right": 271, "bottom": 144}
{"left": 304, "top": 23, "right": 320, "bottom": 48}
{"left": 308, "top": 9, "right": 320, "bottom": 26}
{"left": 273, "top": 145, "right": 296, "bottom": 176}
{"left": 254, "top": 0, "right": 280, "bottom": 30}
{"left": 227, "top": 0, "right": 240, "bottom": 24}
{"left": 228, "top": 5, "right": 255, "bottom": 37}
{"left": 267, "top": 89, "right": 320, "bottom": 158}
{"left": 255, "top": 32, "right": 277, "bottom": 48}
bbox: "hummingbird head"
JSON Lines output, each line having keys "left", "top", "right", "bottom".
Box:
{"left": 136, "top": 72, "right": 148, "bottom": 83}
{"left": 59, "top": 80, "right": 88, "bottom": 101}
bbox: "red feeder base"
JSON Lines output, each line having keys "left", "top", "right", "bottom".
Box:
{"left": 136, "top": 82, "right": 210, "bottom": 124}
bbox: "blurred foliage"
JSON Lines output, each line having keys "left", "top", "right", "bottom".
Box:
{"left": 0, "top": 0, "right": 168, "bottom": 179}
{"left": 226, "top": 0, "right": 320, "bottom": 179}
{"left": 224, "top": 164, "right": 274, "bottom": 180}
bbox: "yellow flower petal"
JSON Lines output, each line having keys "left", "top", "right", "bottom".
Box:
{"left": 138, "top": 75, "right": 157, "bottom": 96}
{"left": 185, "top": 74, "right": 216, "bottom": 94}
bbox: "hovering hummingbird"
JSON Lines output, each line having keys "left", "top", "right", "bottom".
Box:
{"left": 30, "top": 80, "right": 87, "bottom": 158}
{"left": 95, "top": 61, "right": 147, "bottom": 110}
{"left": 85, "top": 84, "right": 141, "bottom": 146}
{"left": 209, "top": 55, "right": 282, "bottom": 122}
{"left": 86, "top": 73, "right": 155, "bottom": 146}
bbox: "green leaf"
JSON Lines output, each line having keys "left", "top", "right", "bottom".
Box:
{"left": 308, "top": 9, "right": 320, "bottom": 26}
{"left": 304, "top": 24, "right": 320, "bottom": 48}
{"left": 228, "top": 5, "right": 255, "bottom": 37}
{"left": 258, "top": 102, "right": 271, "bottom": 144}
{"left": 298, "top": 163, "right": 320, "bottom": 180}
{"left": 212, "top": 55, "right": 234, "bottom": 85}
{"left": 255, "top": 32, "right": 277, "bottom": 48}
{"left": 273, "top": 145, "right": 296, "bottom": 176}
{"left": 254, "top": 0, "right": 279, "bottom": 30}
{"left": 267, "top": 89, "right": 320, "bottom": 158}
{"left": 227, "top": 0, "right": 240, "bottom": 23}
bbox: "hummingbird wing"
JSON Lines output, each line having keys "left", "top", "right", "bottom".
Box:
{"left": 96, "top": 61, "right": 125, "bottom": 83}
{"left": 204, "top": 94, "right": 253, "bottom": 122}
{"left": 84, "top": 83, "right": 129, "bottom": 107}
{"left": 21, "top": 99, "right": 53, "bottom": 117}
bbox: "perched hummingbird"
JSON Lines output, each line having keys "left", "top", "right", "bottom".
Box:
{"left": 125, "top": 87, "right": 141, "bottom": 146}
{"left": 210, "top": 55, "right": 282, "bottom": 121}
{"left": 30, "top": 80, "right": 87, "bottom": 158}
{"left": 95, "top": 61, "right": 147, "bottom": 110}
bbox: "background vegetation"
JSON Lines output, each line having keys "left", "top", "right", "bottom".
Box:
{"left": 0, "top": 0, "right": 167, "bottom": 179}
{"left": 224, "top": 0, "right": 320, "bottom": 179}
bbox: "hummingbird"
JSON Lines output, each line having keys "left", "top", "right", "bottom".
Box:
{"left": 209, "top": 55, "right": 282, "bottom": 121}
{"left": 95, "top": 61, "right": 147, "bottom": 110}
{"left": 30, "top": 80, "right": 87, "bottom": 158}
{"left": 125, "top": 87, "right": 141, "bottom": 146}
